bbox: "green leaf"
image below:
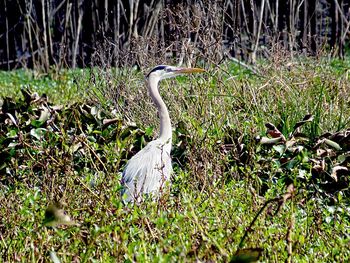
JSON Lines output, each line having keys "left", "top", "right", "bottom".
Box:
{"left": 324, "top": 139, "right": 342, "bottom": 151}
{"left": 260, "top": 136, "right": 283, "bottom": 145}
{"left": 43, "top": 203, "right": 76, "bottom": 227}
{"left": 273, "top": 145, "right": 285, "bottom": 155}
{"left": 31, "top": 119, "right": 45, "bottom": 128}
{"left": 30, "top": 128, "right": 47, "bottom": 140}
{"left": 38, "top": 107, "right": 50, "bottom": 122}
{"left": 7, "top": 129, "right": 18, "bottom": 138}
{"left": 230, "top": 248, "right": 263, "bottom": 263}
{"left": 145, "top": 126, "right": 154, "bottom": 137}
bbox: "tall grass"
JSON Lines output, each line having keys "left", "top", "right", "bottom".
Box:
{"left": 0, "top": 57, "right": 349, "bottom": 261}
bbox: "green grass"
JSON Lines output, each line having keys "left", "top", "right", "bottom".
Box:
{"left": 0, "top": 69, "right": 85, "bottom": 105}
{"left": 0, "top": 58, "right": 350, "bottom": 262}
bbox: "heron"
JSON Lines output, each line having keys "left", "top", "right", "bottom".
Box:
{"left": 121, "top": 65, "right": 205, "bottom": 203}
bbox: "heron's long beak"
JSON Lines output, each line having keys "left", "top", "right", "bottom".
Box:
{"left": 175, "top": 67, "right": 205, "bottom": 74}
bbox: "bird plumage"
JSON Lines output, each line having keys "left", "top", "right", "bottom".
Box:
{"left": 121, "top": 65, "right": 204, "bottom": 203}
{"left": 121, "top": 139, "right": 172, "bottom": 203}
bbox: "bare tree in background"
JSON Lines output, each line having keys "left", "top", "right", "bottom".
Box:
{"left": 0, "top": 0, "right": 349, "bottom": 70}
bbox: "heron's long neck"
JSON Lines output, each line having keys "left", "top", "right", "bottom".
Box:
{"left": 148, "top": 76, "right": 172, "bottom": 143}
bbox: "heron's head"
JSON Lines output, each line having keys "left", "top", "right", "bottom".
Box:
{"left": 146, "top": 65, "right": 205, "bottom": 81}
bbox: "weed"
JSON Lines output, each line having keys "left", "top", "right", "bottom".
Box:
{"left": 0, "top": 58, "right": 349, "bottom": 261}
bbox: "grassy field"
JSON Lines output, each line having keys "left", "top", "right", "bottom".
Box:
{"left": 0, "top": 57, "right": 350, "bottom": 262}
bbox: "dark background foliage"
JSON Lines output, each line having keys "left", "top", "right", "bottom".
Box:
{"left": 0, "top": 0, "right": 349, "bottom": 71}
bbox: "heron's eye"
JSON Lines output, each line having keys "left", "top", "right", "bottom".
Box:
{"left": 165, "top": 67, "right": 173, "bottom": 72}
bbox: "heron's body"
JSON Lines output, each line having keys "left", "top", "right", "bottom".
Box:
{"left": 121, "top": 65, "right": 204, "bottom": 203}
{"left": 121, "top": 139, "right": 172, "bottom": 203}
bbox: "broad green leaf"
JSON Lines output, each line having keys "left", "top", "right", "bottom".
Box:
{"left": 30, "top": 128, "right": 47, "bottom": 140}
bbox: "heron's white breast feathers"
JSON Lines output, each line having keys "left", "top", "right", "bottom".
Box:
{"left": 121, "top": 139, "right": 172, "bottom": 202}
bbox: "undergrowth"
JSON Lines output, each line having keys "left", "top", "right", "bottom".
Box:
{"left": 0, "top": 57, "right": 349, "bottom": 262}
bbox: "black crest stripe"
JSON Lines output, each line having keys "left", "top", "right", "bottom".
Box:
{"left": 146, "top": 65, "right": 167, "bottom": 77}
